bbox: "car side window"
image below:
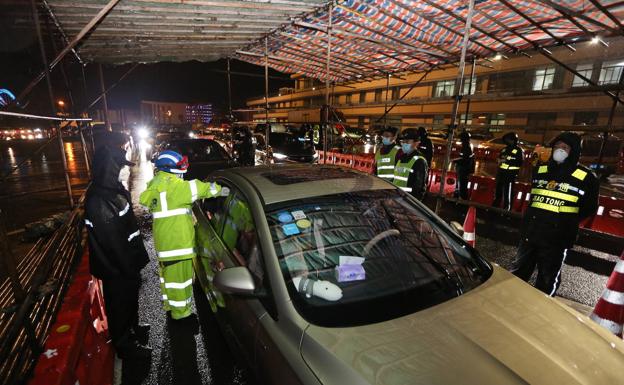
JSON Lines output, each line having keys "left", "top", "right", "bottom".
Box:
{"left": 199, "top": 181, "right": 230, "bottom": 233}
{"left": 221, "top": 191, "right": 265, "bottom": 286}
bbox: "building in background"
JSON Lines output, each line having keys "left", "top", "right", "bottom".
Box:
{"left": 246, "top": 39, "right": 624, "bottom": 144}
{"left": 185, "top": 103, "right": 214, "bottom": 124}
{"left": 140, "top": 100, "right": 187, "bottom": 125}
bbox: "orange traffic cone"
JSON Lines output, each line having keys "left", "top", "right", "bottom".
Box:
{"left": 590, "top": 250, "right": 624, "bottom": 337}
{"left": 463, "top": 206, "right": 476, "bottom": 247}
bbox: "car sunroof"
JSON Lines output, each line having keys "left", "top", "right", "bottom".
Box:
{"left": 261, "top": 167, "right": 361, "bottom": 185}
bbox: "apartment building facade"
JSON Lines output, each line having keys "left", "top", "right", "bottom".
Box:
{"left": 246, "top": 39, "right": 624, "bottom": 143}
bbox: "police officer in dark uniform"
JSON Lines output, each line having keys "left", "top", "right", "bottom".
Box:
{"left": 510, "top": 132, "right": 599, "bottom": 296}
{"left": 234, "top": 126, "right": 255, "bottom": 166}
{"left": 417, "top": 126, "right": 433, "bottom": 167}
{"left": 392, "top": 128, "right": 428, "bottom": 200}
{"left": 85, "top": 136, "right": 151, "bottom": 359}
{"left": 493, "top": 132, "right": 524, "bottom": 210}
{"left": 453, "top": 131, "right": 474, "bottom": 200}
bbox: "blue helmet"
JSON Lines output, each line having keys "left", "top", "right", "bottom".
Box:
{"left": 154, "top": 150, "right": 188, "bottom": 174}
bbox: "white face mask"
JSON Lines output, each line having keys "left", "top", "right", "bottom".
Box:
{"left": 552, "top": 148, "right": 569, "bottom": 164}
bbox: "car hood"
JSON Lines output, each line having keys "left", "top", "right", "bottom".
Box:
{"left": 301, "top": 267, "right": 624, "bottom": 385}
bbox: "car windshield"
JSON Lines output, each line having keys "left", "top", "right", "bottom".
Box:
{"left": 266, "top": 190, "right": 492, "bottom": 327}
{"left": 270, "top": 133, "right": 315, "bottom": 152}
{"left": 167, "top": 140, "right": 229, "bottom": 162}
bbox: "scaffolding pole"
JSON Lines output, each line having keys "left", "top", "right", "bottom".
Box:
{"left": 435, "top": 0, "right": 475, "bottom": 214}
{"left": 384, "top": 73, "right": 390, "bottom": 126}
{"left": 31, "top": 0, "right": 74, "bottom": 208}
{"left": 98, "top": 64, "right": 111, "bottom": 132}
{"left": 227, "top": 58, "right": 233, "bottom": 118}
{"left": 264, "top": 37, "right": 270, "bottom": 152}
{"left": 463, "top": 58, "right": 477, "bottom": 125}
{"left": 324, "top": 3, "right": 333, "bottom": 163}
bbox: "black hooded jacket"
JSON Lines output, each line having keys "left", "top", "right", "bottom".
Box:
{"left": 521, "top": 132, "right": 599, "bottom": 248}
{"left": 85, "top": 145, "right": 148, "bottom": 279}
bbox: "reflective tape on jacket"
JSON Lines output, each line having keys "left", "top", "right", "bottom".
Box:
{"left": 119, "top": 203, "right": 130, "bottom": 217}
{"left": 164, "top": 279, "right": 193, "bottom": 289}
{"left": 530, "top": 202, "right": 579, "bottom": 213}
{"left": 157, "top": 247, "right": 195, "bottom": 259}
{"left": 499, "top": 163, "right": 520, "bottom": 170}
{"left": 128, "top": 230, "right": 140, "bottom": 242}
{"left": 190, "top": 180, "right": 198, "bottom": 202}
{"left": 530, "top": 188, "right": 579, "bottom": 203}
{"left": 168, "top": 298, "right": 192, "bottom": 308}
{"left": 152, "top": 208, "right": 192, "bottom": 219}
{"left": 85, "top": 219, "right": 94, "bottom": 228}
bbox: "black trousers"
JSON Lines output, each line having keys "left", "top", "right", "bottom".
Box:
{"left": 455, "top": 167, "right": 471, "bottom": 200}
{"left": 493, "top": 171, "right": 517, "bottom": 210}
{"left": 510, "top": 239, "right": 568, "bottom": 296}
{"left": 102, "top": 276, "right": 140, "bottom": 348}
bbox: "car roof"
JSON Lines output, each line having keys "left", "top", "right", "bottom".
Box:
{"left": 218, "top": 164, "right": 394, "bottom": 205}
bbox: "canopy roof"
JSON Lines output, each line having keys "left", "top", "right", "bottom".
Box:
{"left": 46, "top": 0, "right": 624, "bottom": 81}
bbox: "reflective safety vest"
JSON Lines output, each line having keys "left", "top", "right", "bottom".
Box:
{"left": 222, "top": 198, "right": 254, "bottom": 251}
{"left": 499, "top": 146, "right": 522, "bottom": 171}
{"left": 375, "top": 146, "right": 400, "bottom": 180}
{"left": 392, "top": 155, "right": 423, "bottom": 192}
{"left": 139, "top": 172, "right": 221, "bottom": 261}
{"left": 529, "top": 165, "right": 587, "bottom": 214}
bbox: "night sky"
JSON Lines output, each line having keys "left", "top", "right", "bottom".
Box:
{"left": 0, "top": 8, "right": 292, "bottom": 123}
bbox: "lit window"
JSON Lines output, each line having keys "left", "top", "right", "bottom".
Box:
{"left": 572, "top": 64, "right": 593, "bottom": 87}
{"left": 533, "top": 66, "right": 556, "bottom": 91}
{"left": 462, "top": 77, "right": 477, "bottom": 95}
{"left": 434, "top": 80, "right": 455, "bottom": 97}
{"left": 598, "top": 60, "right": 624, "bottom": 85}
{"left": 490, "top": 113, "right": 506, "bottom": 126}
{"left": 459, "top": 114, "right": 472, "bottom": 125}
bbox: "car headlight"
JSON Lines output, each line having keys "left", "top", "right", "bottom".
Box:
{"left": 137, "top": 127, "right": 149, "bottom": 139}
{"left": 189, "top": 132, "right": 195, "bottom": 138}
{"left": 273, "top": 152, "right": 288, "bottom": 159}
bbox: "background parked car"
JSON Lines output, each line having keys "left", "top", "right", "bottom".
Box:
{"left": 157, "top": 138, "right": 237, "bottom": 180}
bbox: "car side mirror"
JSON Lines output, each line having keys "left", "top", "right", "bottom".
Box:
{"left": 214, "top": 266, "right": 256, "bottom": 295}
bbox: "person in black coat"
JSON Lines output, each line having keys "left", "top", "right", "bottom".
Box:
{"left": 85, "top": 139, "right": 151, "bottom": 359}
{"left": 510, "top": 132, "right": 599, "bottom": 296}
{"left": 453, "top": 131, "right": 475, "bottom": 200}
{"left": 493, "top": 132, "right": 524, "bottom": 210}
{"left": 417, "top": 126, "right": 434, "bottom": 167}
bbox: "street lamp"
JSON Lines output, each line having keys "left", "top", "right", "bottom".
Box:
{"left": 57, "top": 100, "right": 66, "bottom": 114}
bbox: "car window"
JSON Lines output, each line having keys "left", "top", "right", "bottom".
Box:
{"left": 266, "top": 190, "right": 492, "bottom": 327}
{"left": 200, "top": 188, "right": 230, "bottom": 233}
{"left": 167, "top": 140, "right": 229, "bottom": 161}
{"left": 221, "top": 191, "right": 265, "bottom": 286}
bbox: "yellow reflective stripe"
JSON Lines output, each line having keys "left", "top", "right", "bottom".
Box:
{"left": 500, "top": 163, "right": 520, "bottom": 170}
{"left": 530, "top": 202, "right": 579, "bottom": 213}
{"left": 538, "top": 165, "right": 548, "bottom": 174}
{"left": 530, "top": 188, "right": 579, "bottom": 203}
{"left": 512, "top": 149, "right": 518, "bottom": 154}
{"left": 572, "top": 169, "right": 587, "bottom": 181}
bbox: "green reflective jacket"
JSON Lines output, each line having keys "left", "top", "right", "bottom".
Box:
{"left": 139, "top": 172, "right": 222, "bottom": 262}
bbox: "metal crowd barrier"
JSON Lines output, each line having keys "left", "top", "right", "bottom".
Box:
{"left": 0, "top": 196, "right": 86, "bottom": 385}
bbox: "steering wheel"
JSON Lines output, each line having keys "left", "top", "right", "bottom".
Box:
{"left": 363, "top": 229, "right": 401, "bottom": 256}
